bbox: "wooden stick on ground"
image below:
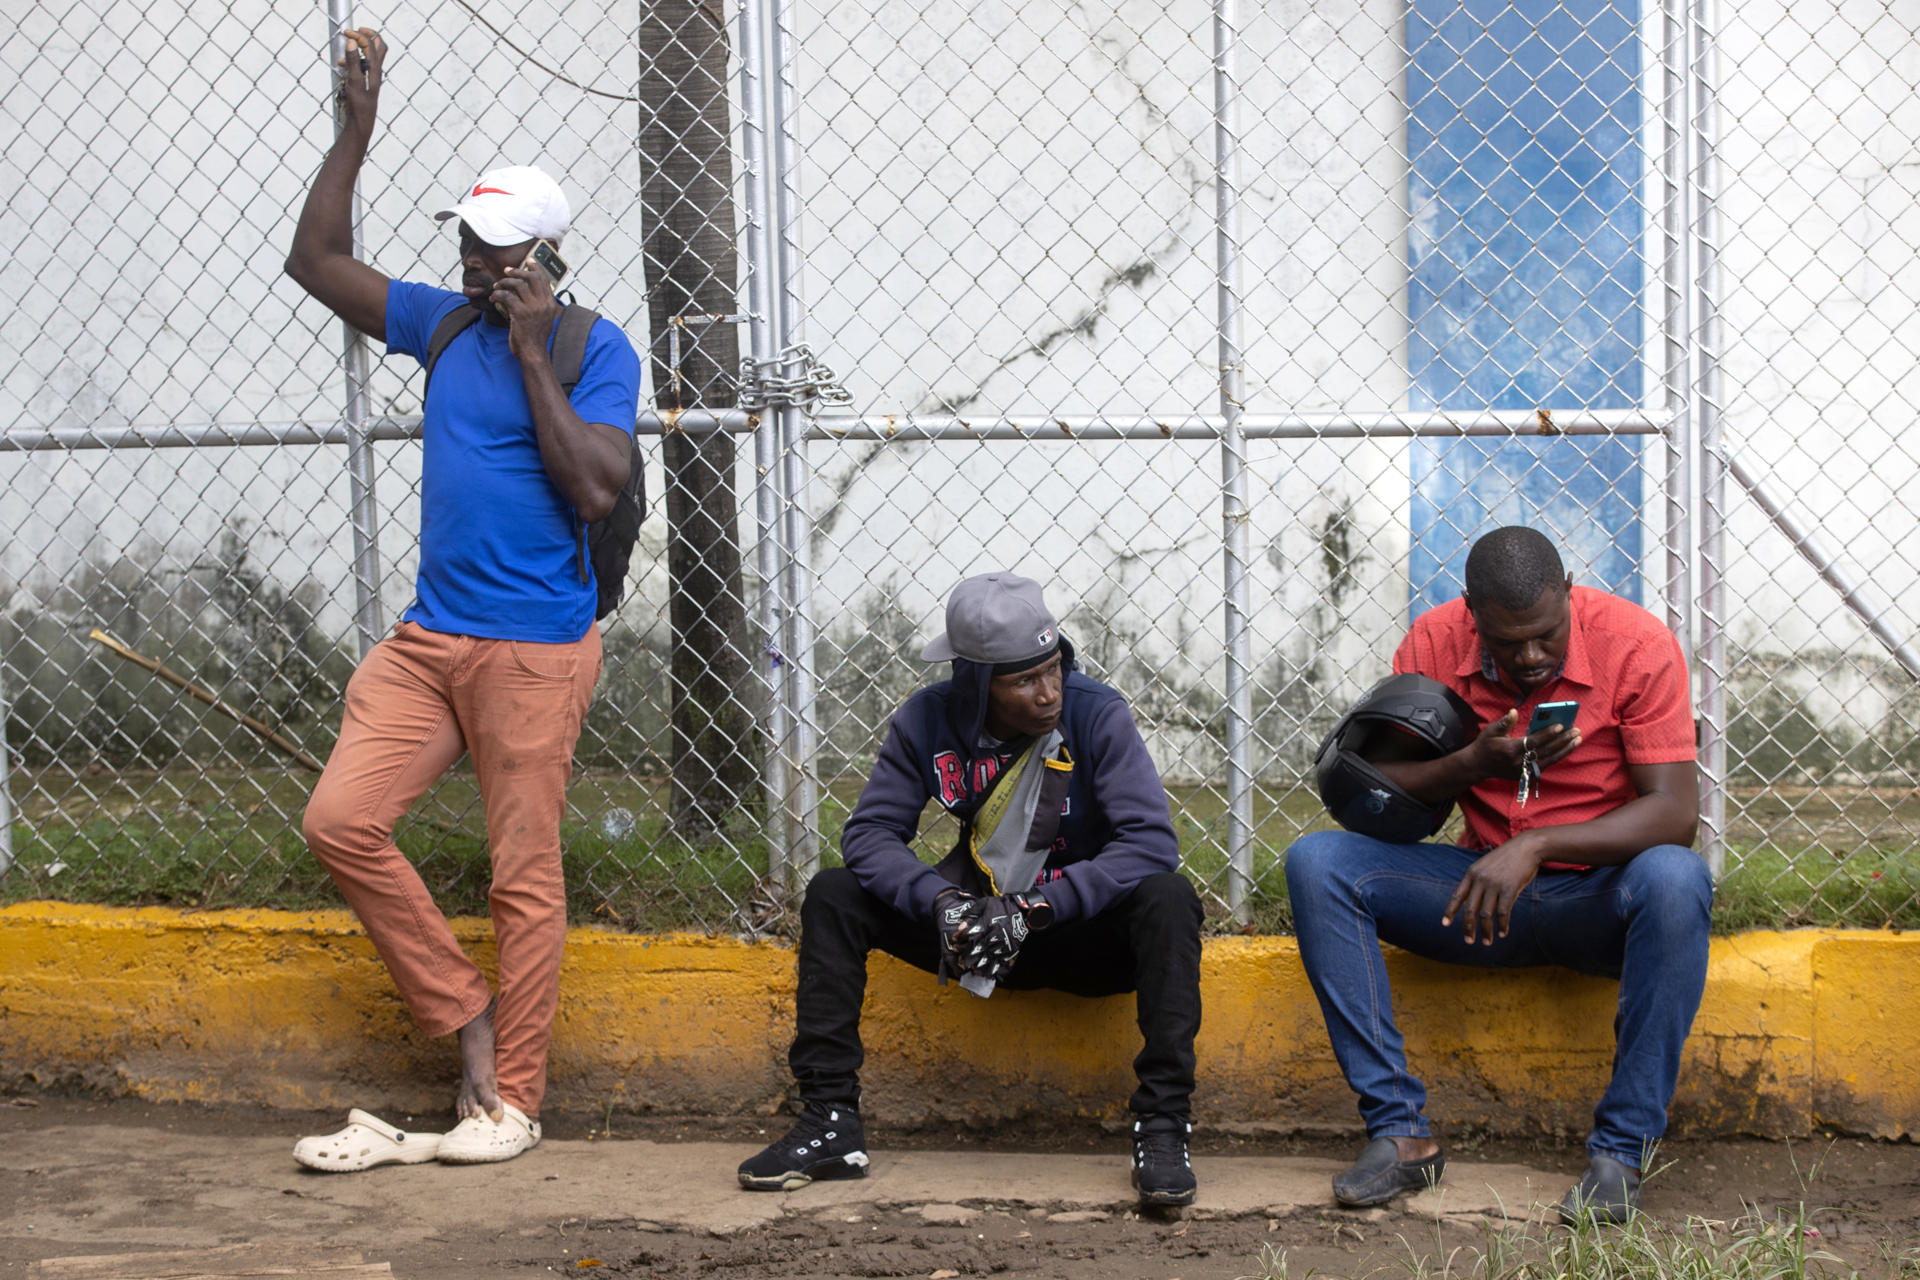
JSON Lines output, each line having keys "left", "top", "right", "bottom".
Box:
{"left": 87, "top": 628, "right": 326, "bottom": 773}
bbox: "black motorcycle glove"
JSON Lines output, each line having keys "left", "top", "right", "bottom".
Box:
{"left": 934, "top": 888, "right": 986, "bottom": 980}
{"left": 960, "top": 893, "right": 1033, "bottom": 984}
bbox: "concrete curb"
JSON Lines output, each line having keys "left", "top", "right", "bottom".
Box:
{"left": 1, "top": 903, "right": 1913, "bottom": 1137}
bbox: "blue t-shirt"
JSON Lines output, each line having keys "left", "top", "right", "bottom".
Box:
{"left": 384, "top": 281, "right": 644, "bottom": 643}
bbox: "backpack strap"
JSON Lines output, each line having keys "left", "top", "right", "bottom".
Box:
{"left": 550, "top": 304, "right": 599, "bottom": 393}
{"left": 422, "top": 303, "right": 600, "bottom": 400}
{"left": 422, "top": 306, "right": 482, "bottom": 401}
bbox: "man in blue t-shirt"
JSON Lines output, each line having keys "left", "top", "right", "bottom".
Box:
{"left": 283, "top": 28, "right": 642, "bottom": 1170}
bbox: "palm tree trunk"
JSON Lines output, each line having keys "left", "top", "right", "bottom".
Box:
{"left": 639, "top": 0, "right": 758, "bottom": 837}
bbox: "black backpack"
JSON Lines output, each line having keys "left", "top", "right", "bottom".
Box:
{"left": 424, "top": 304, "right": 646, "bottom": 620}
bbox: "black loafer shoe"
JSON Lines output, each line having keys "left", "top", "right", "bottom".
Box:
{"left": 1558, "top": 1153, "right": 1641, "bottom": 1225}
{"left": 1331, "top": 1136, "right": 1446, "bottom": 1207}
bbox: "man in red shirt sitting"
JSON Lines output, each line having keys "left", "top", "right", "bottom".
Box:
{"left": 1286, "top": 526, "right": 1710, "bottom": 1225}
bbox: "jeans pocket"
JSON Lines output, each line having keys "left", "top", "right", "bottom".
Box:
{"left": 509, "top": 640, "right": 580, "bottom": 681}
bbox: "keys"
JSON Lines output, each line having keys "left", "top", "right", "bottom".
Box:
{"left": 1516, "top": 747, "right": 1541, "bottom": 808}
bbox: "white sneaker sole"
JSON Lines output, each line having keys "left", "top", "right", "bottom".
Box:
{"left": 737, "top": 1151, "right": 870, "bottom": 1192}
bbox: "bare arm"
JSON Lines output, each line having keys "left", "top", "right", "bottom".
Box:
{"left": 493, "top": 266, "right": 631, "bottom": 521}
{"left": 1492, "top": 759, "right": 1700, "bottom": 868}
{"left": 283, "top": 28, "right": 390, "bottom": 340}
{"left": 1442, "top": 759, "right": 1702, "bottom": 944}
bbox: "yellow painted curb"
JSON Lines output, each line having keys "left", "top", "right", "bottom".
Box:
{"left": 0, "top": 902, "right": 1912, "bottom": 1136}
{"left": 1811, "top": 934, "right": 1920, "bottom": 1137}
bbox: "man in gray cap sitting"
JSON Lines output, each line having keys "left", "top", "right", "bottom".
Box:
{"left": 738, "top": 572, "right": 1204, "bottom": 1205}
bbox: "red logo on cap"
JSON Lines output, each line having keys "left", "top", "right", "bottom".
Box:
{"left": 472, "top": 184, "right": 513, "bottom": 197}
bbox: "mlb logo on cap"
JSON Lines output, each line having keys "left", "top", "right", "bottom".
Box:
{"left": 921, "top": 573, "right": 1062, "bottom": 668}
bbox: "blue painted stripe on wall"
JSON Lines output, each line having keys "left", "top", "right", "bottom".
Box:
{"left": 1406, "top": 0, "right": 1645, "bottom": 616}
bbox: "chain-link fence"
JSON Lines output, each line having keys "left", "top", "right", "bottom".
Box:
{"left": 3, "top": 0, "right": 1916, "bottom": 935}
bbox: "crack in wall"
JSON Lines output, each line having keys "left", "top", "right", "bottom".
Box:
{"left": 811, "top": 4, "right": 1216, "bottom": 557}
{"left": 928, "top": 0, "right": 1212, "bottom": 418}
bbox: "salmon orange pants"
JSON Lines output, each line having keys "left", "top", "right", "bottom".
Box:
{"left": 302, "top": 620, "right": 602, "bottom": 1117}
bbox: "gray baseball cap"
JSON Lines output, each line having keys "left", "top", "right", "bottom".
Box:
{"left": 921, "top": 572, "right": 1061, "bottom": 666}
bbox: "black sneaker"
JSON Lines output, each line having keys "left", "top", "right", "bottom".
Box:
{"left": 737, "top": 1103, "right": 870, "bottom": 1192}
{"left": 1131, "top": 1113, "right": 1197, "bottom": 1206}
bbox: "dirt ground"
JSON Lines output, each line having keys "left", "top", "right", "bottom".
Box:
{"left": 3, "top": 1091, "right": 1918, "bottom": 1279}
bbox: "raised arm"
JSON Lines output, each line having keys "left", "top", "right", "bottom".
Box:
{"left": 283, "top": 27, "right": 391, "bottom": 340}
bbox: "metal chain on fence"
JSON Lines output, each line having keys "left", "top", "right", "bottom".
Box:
{"left": 1, "top": 0, "right": 1916, "bottom": 935}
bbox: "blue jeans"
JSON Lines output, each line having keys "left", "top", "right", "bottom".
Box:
{"left": 1284, "top": 831, "right": 1712, "bottom": 1166}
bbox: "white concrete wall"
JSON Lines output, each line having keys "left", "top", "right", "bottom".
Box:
{"left": 1706, "top": 0, "right": 1920, "bottom": 656}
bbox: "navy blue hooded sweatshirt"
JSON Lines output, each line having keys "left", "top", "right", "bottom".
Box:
{"left": 839, "top": 637, "right": 1179, "bottom": 925}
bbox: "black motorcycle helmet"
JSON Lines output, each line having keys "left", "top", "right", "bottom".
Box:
{"left": 1314, "top": 673, "right": 1480, "bottom": 843}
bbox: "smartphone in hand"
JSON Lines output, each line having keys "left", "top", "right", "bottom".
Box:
{"left": 494, "top": 240, "right": 569, "bottom": 317}
{"left": 1527, "top": 699, "right": 1579, "bottom": 737}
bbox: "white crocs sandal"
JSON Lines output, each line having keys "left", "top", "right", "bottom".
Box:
{"left": 293, "top": 1109, "right": 442, "bottom": 1172}
{"left": 436, "top": 1102, "right": 541, "bottom": 1164}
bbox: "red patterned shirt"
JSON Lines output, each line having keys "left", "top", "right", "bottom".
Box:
{"left": 1391, "top": 586, "right": 1695, "bottom": 856}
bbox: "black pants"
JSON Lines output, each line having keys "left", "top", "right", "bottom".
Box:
{"left": 789, "top": 866, "right": 1204, "bottom": 1117}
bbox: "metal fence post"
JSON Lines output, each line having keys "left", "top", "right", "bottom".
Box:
{"left": 1215, "top": 0, "right": 1252, "bottom": 921}
{"left": 771, "top": 0, "right": 821, "bottom": 882}
{"left": 737, "top": 0, "right": 793, "bottom": 888}
{"left": 327, "top": 0, "right": 384, "bottom": 658}
{"left": 776, "top": 423, "right": 821, "bottom": 885}
{"left": 0, "top": 650, "right": 12, "bottom": 875}
{"left": 1661, "top": 0, "right": 1693, "bottom": 657}
{"left": 1693, "top": 0, "right": 1727, "bottom": 876}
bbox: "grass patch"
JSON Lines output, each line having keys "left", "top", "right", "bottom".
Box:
{"left": 1241, "top": 1202, "right": 1920, "bottom": 1280}
{"left": 1714, "top": 844, "right": 1920, "bottom": 931}
{"left": 2, "top": 769, "right": 1917, "bottom": 934}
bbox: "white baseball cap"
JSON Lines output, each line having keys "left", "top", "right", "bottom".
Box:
{"left": 433, "top": 165, "right": 571, "bottom": 247}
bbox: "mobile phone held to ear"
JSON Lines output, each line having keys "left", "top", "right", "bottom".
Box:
{"left": 1527, "top": 699, "right": 1579, "bottom": 736}
{"left": 494, "top": 240, "right": 569, "bottom": 317}
{"left": 528, "top": 239, "right": 567, "bottom": 292}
